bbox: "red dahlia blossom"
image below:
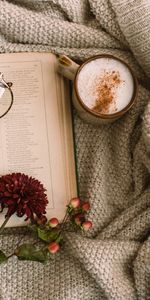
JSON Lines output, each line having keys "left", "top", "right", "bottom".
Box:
{"left": 0, "top": 173, "right": 48, "bottom": 220}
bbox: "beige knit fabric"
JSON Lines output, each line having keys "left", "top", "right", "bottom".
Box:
{"left": 0, "top": 1, "right": 150, "bottom": 299}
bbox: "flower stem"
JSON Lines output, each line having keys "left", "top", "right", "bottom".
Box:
{"left": 0, "top": 215, "right": 10, "bottom": 234}
{"left": 7, "top": 253, "right": 14, "bottom": 259}
{"left": 60, "top": 211, "right": 69, "bottom": 231}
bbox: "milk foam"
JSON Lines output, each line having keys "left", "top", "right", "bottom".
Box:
{"left": 77, "top": 58, "right": 134, "bottom": 114}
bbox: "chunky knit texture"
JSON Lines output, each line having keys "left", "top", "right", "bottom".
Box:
{"left": 0, "top": 1, "right": 150, "bottom": 299}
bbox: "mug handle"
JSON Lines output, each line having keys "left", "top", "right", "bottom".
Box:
{"left": 58, "top": 55, "right": 79, "bottom": 81}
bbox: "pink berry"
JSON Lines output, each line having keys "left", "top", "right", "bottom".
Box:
{"left": 36, "top": 215, "right": 47, "bottom": 225}
{"left": 74, "top": 214, "right": 85, "bottom": 225}
{"left": 48, "top": 242, "right": 60, "bottom": 254}
{"left": 49, "top": 217, "right": 59, "bottom": 228}
{"left": 74, "top": 216, "right": 81, "bottom": 225}
{"left": 70, "top": 197, "right": 80, "bottom": 208}
{"left": 82, "top": 202, "right": 90, "bottom": 212}
{"left": 82, "top": 221, "right": 92, "bottom": 231}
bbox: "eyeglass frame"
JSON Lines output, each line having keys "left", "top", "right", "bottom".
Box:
{"left": 0, "top": 72, "right": 14, "bottom": 118}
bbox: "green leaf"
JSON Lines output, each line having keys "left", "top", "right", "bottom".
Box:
{"left": 28, "top": 224, "right": 38, "bottom": 236}
{"left": 0, "top": 250, "right": 8, "bottom": 264}
{"left": 37, "top": 228, "right": 59, "bottom": 243}
{"left": 16, "top": 244, "right": 48, "bottom": 263}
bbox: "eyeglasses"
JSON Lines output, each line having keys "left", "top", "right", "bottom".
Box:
{"left": 0, "top": 72, "right": 14, "bottom": 118}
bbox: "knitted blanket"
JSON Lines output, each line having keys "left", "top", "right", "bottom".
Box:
{"left": 0, "top": 1, "right": 150, "bottom": 299}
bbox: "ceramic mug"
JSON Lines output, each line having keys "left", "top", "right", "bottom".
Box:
{"left": 58, "top": 54, "right": 138, "bottom": 125}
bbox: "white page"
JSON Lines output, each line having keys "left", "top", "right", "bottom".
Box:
{"left": 0, "top": 53, "right": 77, "bottom": 226}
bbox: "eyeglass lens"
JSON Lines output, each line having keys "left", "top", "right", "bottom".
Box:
{"left": 0, "top": 83, "right": 13, "bottom": 118}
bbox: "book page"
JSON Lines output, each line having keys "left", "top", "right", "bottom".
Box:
{"left": 0, "top": 53, "right": 77, "bottom": 226}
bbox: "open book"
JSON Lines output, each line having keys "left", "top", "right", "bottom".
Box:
{"left": 0, "top": 52, "right": 77, "bottom": 227}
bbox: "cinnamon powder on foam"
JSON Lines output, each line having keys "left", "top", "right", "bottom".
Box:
{"left": 92, "top": 70, "right": 123, "bottom": 114}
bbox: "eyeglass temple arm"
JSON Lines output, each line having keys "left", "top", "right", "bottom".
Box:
{"left": 0, "top": 72, "right": 12, "bottom": 88}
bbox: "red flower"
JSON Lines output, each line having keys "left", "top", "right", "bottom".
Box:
{"left": 0, "top": 173, "right": 48, "bottom": 220}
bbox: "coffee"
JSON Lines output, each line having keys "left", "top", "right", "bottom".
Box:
{"left": 77, "top": 57, "right": 134, "bottom": 115}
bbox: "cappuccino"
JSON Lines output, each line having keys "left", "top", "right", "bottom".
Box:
{"left": 77, "top": 57, "right": 135, "bottom": 115}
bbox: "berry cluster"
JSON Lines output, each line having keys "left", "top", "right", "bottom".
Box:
{"left": 45, "top": 198, "right": 92, "bottom": 254}
{"left": 0, "top": 194, "right": 92, "bottom": 263}
{"left": 68, "top": 198, "right": 92, "bottom": 231}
